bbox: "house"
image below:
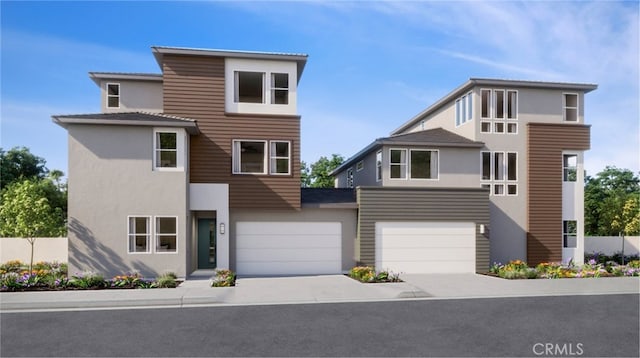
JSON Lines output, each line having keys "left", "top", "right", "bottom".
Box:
{"left": 331, "top": 78, "right": 597, "bottom": 272}
{"left": 53, "top": 46, "right": 596, "bottom": 278}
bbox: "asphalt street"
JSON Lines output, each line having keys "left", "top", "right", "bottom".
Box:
{"left": 1, "top": 294, "right": 638, "bottom": 357}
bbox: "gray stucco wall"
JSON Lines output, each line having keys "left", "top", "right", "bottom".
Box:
{"left": 67, "top": 124, "right": 189, "bottom": 278}
{"left": 99, "top": 79, "right": 163, "bottom": 113}
{"left": 230, "top": 208, "right": 357, "bottom": 271}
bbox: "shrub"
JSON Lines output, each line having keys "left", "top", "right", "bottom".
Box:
{"left": 0, "top": 260, "right": 24, "bottom": 273}
{"left": 0, "top": 272, "right": 22, "bottom": 291}
{"left": 154, "top": 272, "right": 178, "bottom": 288}
{"left": 211, "top": 269, "right": 236, "bottom": 287}
{"left": 69, "top": 271, "right": 106, "bottom": 289}
{"left": 110, "top": 273, "right": 152, "bottom": 289}
{"left": 348, "top": 266, "right": 401, "bottom": 283}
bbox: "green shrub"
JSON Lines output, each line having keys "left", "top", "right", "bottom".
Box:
{"left": 348, "top": 266, "right": 401, "bottom": 283}
{"left": 69, "top": 271, "right": 106, "bottom": 289}
{"left": 110, "top": 273, "right": 152, "bottom": 289}
{"left": 0, "top": 260, "right": 24, "bottom": 274}
{"left": 154, "top": 273, "right": 178, "bottom": 288}
{"left": 211, "top": 269, "right": 236, "bottom": 287}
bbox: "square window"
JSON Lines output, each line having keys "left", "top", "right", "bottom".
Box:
{"left": 507, "top": 123, "right": 517, "bottom": 134}
{"left": 156, "top": 217, "right": 177, "bottom": 253}
{"left": 128, "top": 216, "right": 150, "bottom": 253}
{"left": 235, "top": 71, "right": 264, "bottom": 103}
{"left": 270, "top": 141, "right": 290, "bottom": 175}
{"left": 494, "top": 122, "right": 505, "bottom": 133}
{"left": 481, "top": 122, "right": 492, "bottom": 133}
{"left": 494, "top": 184, "right": 505, "bottom": 195}
{"left": 233, "top": 140, "right": 266, "bottom": 174}
{"left": 390, "top": 149, "right": 407, "bottom": 179}
{"left": 507, "top": 184, "right": 517, "bottom": 195}
{"left": 410, "top": 150, "right": 438, "bottom": 179}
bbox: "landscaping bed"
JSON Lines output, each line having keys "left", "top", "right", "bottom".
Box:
{"left": 347, "top": 266, "right": 402, "bottom": 283}
{"left": 489, "top": 258, "right": 640, "bottom": 279}
{"left": 0, "top": 260, "right": 179, "bottom": 292}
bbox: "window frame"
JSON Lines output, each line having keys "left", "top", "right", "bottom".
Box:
{"left": 480, "top": 89, "right": 492, "bottom": 119}
{"left": 563, "top": 154, "right": 578, "bottom": 182}
{"left": 389, "top": 148, "right": 408, "bottom": 180}
{"left": 481, "top": 151, "right": 492, "bottom": 181}
{"left": 376, "top": 150, "right": 382, "bottom": 182}
{"left": 455, "top": 92, "right": 473, "bottom": 127}
{"left": 481, "top": 121, "right": 492, "bottom": 133}
{"left": 563, "top": 220, "right": 578, "bottom": 248}
{"left": 409, "top": 149, "right": 439, "bottom": 180}
{"left": 507, "top": 122, "right": 518, "bottom": 134}
{"left": 270, "top": 73, "right": 289, "bottom": 105}
{"left": 106, "top": 83, "right": 120, "bottom": 109}
{"left": 346, "top": 167, "right": 354, "bottom": 188}
{"left": 127, "top": 216, "right": 151, "bottom": 254}
{"left": 506, "top": 90, "right": 518, "bottom": 120}
{"left": 269, "top": 140, "right": 291, "bottom": 175}
{"left": 563, "top": 93, "right": 579, "bottom": 122}
{"left": 482, "top": 151, "right": 518, "bottom": 196}
{"left": 232, "top": 139, "right": 268, "bottom": 175}
{"left": 356, "top": 160, "right": 364, "bottom": 172}
{"left": 155, "top": 216, "right": 178, "bottom": 254}
{"left": 234, "top": 71, "right": 265, "bottom": 104}
{"left": 153, "top": 128, "right": 184, "bottom": 172}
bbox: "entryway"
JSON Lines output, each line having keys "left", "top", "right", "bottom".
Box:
{"left": 197, "top": 218, "right": 217, "bottom": 269}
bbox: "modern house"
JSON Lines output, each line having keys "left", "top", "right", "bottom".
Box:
{"left": 53, "top": 46, "right": 596, "bottom": 278}
{"left": 332, "top": 78, "right": 597, "bottom": 271}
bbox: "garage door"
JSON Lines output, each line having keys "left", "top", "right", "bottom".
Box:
{"left": 375, "top": 222, "right": 475, "bottom": 273}
{"left": 236, "top": 222, "right": 342, "bottom": 275}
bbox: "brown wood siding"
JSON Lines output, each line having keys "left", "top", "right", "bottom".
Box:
{"left": 162, "top": 54, "right": 301, "bottom": 209}
{"left": 356, "top": 187, "right": 490, "bottom": 272}
{"left": 527, "top": 123, "right": 590, "bottom": 265}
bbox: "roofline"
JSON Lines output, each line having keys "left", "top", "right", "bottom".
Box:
{"left": 52, "top": 115, "right": 200, "bottom": 135}
{"left": 330, "top": 140, "right": 381, "bottom": 176}
{"left": 88, "top": 72, "right": 163, "bottom": 86}
{"left": 391, "top": 78, "right": 598, "bottom": 135}
{"left": 151, "top": 46, "right": 308, "bottom": 79}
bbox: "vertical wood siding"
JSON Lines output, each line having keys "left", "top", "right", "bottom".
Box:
{"left": 356, "top": 187, "right": 490, "bottom": 272}
{"left": 162, "top": 54, "right": 301, "bottom": 209}
{"left": 527, "top": 123, "right": 590, "bottom": 265}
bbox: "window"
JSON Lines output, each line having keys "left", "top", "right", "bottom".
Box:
{"left": 455, "top": 99, "right": 462, "bottom": 126}
{"left": 563, "top": 154, "right": 577, "bottom": 182}
{"left": 235, "top": 71, "right": 264, "bottom": 103}
{"left": 495, "top": 90, "right": 505, "bottom": 119}
{"left": 506, "top": 90, "right": 517, "bottom": 119}
{"left": 356, "top": 160, "right": 364, "bottom": 172}
{"left": 156, "top": 217, "right": 177, "bottom": 253}
{"left": 564, "top": 93, "right": 578, "bottom": 121}
{"left": 494, "top": 184, "right": 504, "bottom": 196}
{"left": 107, "top": 83, "right": 120, "bottom": 108}
{"left": 128, "top": 216, "right": 150, "bottom": 253}
{"left": 390, "top": 149, "right": 407, "bottom": 179}
{"left": 155, "top": 132, "right": 177, "bottom": 168}
{"left": 507, "top": 184, "right": 518, "bottom": 195}
{"left": 494, "top": 122, "right": 505, "bottom": 133}
{"left": 507, "top": 152, "right": 517, "bottom": 181}
{"left": 507, "top": 123, "right": 518, "bottom": 134}
{"left": 455, "top": 92, "right": 473, "bottom": 126}
{"left": 494, "top": 152, "right": 505, "bottom": 180}
{"left": 233, "top": 140, "right": 267, "bottom": 174}
{"left": 271, "top": 73, "right": 289, "bottom": 105}
{"left": 482, "top": 151, "right": 518, "bottom": 196}
{"left": 270, "top": 141, "right": 290, "bottom": 175}
{"left": 481, "top": 152, "right": 491, "bottom": 180}
{"left": 563, "top": 220, "right": 577, "bottom": 248}
{"left": 410, "top": 150, "right": 438, "bottom": 179}
{"left": 376, "top": 151, "right": 382, "bottom": 182}
{"left": 481, "top": 122, "right": 492, "bottom": 133}
{"left": 347, "top": 168, "right": 354, "bottom": 188}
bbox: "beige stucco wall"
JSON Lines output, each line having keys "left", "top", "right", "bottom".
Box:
{"left": 585, "top": 236, "right": 640, "bottom": 256}
{"left": 0, "top": 237, "right": 68, "bottom": 263}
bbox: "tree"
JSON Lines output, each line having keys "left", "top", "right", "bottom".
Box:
{"left": 0, "top": 147, "right": 48, "bottom": 190}
{"left": 306, "top": 154, "right": 345, "bottom": 188}
{"left": 585, "top": 166, "right": 640, "bottom": 236}
{"left": 0, "top": 179, "right": 65, "bottom": 273}
{"left": 300, "top": 161, "right": 311, "bottom": 188}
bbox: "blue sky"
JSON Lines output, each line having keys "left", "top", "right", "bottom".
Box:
{"left": 1, "top": 1, "right": 638, "bottom": 177}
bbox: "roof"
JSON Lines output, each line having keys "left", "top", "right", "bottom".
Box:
{"left": 301, "top": 188, "right": 357, "bottom": 209}
{"left": 88, "top": 72, "right": 162, "bottom": 86}
{"left": 391, "top": 78, "right": 598, "bottom": 135}
{"left": 331, "top": 128, "right": 484, "bottom": 176}
{"left": 151, "top": 46, "right": 309, "bottom": 80}
{"left": 52, "top": 112, "right": 200, "bottom": 134}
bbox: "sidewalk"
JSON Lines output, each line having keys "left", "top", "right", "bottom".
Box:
{"left": 1, "top": 274, "right": 637, "bottom": 312}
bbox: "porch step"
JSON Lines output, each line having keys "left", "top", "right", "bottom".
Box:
{"left": 188, "top": 270, "right": 217, "bottom": 280}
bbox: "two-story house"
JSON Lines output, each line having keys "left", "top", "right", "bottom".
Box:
{"left": 53, "top": 46, "right": 358, "bottom": 278}
{"left": 332, "top": 78, "right": 596, "bottom": 272}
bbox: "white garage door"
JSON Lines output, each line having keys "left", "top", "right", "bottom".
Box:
{"left": 375, "top": 222, "right": 476, "bottom": 274}
{"left": 236, "top": 222, "right": 342, "bottom": 275}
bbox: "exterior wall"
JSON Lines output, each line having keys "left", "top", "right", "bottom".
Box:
{"left": 99, "top": 79, "right": 163, "bottom": 113}
{"left": 406, "top": 89, "right": 477, "bottom": 140}
{"left": 517, "top": 88, "right": 585, "bottom": 124}
{"left": 585, "top": 236, "right": 640, "bottom": 256}
{"left": 230, "top": 208, "right": 357, "bottom": 271}
{"left": 162, "top": 54, "right": 301, "bottom": 209}
{"left": 335, "top": 150, "right": 380, "bottom": 188}
{"left": 0, "top": 237, "right": 68, "bottom": 263}
{"left": 67, "top": 125, "right": 188, "bottom": 278}
{"left": 527, "top": 123, "right": 590, "bottom": 265}
{"left": 357, "top": 187, "right": 490, "bottom": 272}
{"left": 189, "top": 183, "right": 230, "bottom": 272}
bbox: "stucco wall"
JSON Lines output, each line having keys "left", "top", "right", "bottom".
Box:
{"left": 585, "top": 236, "right": 640, "bottom": 256}
{"left": 99, "top": 79, "right": 163, "bottom": 113}
{"left": 0, "top": 237, "right": 68, "bottom": 263}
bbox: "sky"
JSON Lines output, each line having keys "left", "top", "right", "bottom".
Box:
{"left": 1, "top": 1, "right": 639, "bottom": 178}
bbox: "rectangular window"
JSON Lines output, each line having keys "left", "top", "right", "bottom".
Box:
{"left": 494, "top": 152, "right": 505, "bottom": 180}
{"left": 235, "top": 71, "right": 264, "bottom": 103}
{"left": 481, "top": 89, "right": 491, "bottom": 118}
{"left": 481, "top": 122, "right": 492, "bottom": 133}
{"left": 507, "top": 123, "right": 517, "bottom": 134}
{"left": 455, "top": 99, "right": 462, "bottom": 126}
{"left": 155, "top": 132, "right": 177, "bottom": 168}
{"left": 270, "top": 141, "right": 290, "bottom": 175}
{"left": 563, "top": 220, "right": 577, "bottom": 248}
{"left": 481, "top": 152, "right": 491, "bottom": 180}
{"left": 410, "top": 150, "right": 438, "bottom": 179}
{"left": 389, "top": 149, "right": 407, "bottom": 179}
{"left": 128, "top": 216, "right": 150, "bottom": 253}
{"left": 156, "top": 217, "right": 177, "bottom": 253}
{"left": 466, "top": 93, "right": 473, "bottom": 122}
{"left": 356, "top": 160, "right": 364, "bottom": 172}
{"left": 506, "top": 90, "right": 517, "bottom": 119}
{"left": 346, "top": 167, "right": 354, "bottom": 188}
{"left": 507, "top": 184, "right": 518, "bottom": 195}
{"left": 494, "top": 122, "right": 505, "bottom": 133}
{"left": 107, "top": 83, "right": 120, "bottom": 108}
{"left": 270, "top": 73, "right": 289, "bottom": 105}
{"left": 563, "top": 154, "right": 577, "bottom": 182}
{"left": 233, "top": 140, "right": 267, "bottom": 174}
{"left": 564, "top": 93, "right": 578, "bottom": 121}
{"left": 495, "top": 90, "right": 505, "bottom": 119}
{"left": 376, "top": 151, "right": 382, "bottom": 182}
{"left": 507, "top": 152, "right": 517, "bottom": 181}
{"left": 493, "top": 184, "right": 505, "bottom": 196}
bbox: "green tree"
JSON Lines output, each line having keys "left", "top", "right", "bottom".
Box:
{"left": 0, "top": 179, "right": 65, "bottom": 273}
{"left": 585, "top": 166, "right": 640, "bottom": 236}
{"left": 300, "top": 161, "right": 311, "bottom": 188}
{"left": 308, "top": 154, "right": 345, "bottom": 188}
{"left": 0, "top": 146, "right": 48, "bottom": 190}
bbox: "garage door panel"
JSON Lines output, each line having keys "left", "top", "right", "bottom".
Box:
{"left": 377, "top": 261, "right": 476, "bottom": 274}
{"left": 237, "top": 248, "right": 341, "bottom": 262}
{"left": 237, "top": 222, "right": 340, "bottom": 236}
{"left": 378, "top": 226, "right": 474, "bottom": 236}
{"left": 236, "top": 235, "right": 341, "bottom": 249}
{"left": 237, "top": 261, "right": 342, "bottom": 276}
{"left": 377, "top": 248, "right": 476, "bottom": 262}
{"left": 378, "top": 235, "right": 475, "bottom": 249}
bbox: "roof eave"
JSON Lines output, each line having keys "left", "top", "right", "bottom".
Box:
{"left": 330, "top": 140, "right": 382, "bottom": 176}
{"left": 52, "top": 116, "right": 201, "bottom": 135}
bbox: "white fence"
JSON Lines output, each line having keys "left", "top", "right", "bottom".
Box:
{"left": 0, "top": 237, "right": 68, "bottom": 263}
{"left": 585, "top": 236, "right": 640, "bottom": 256}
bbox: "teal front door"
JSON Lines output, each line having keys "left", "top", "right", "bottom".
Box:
{"left": 197, "top": 219, "right": 216, "bottom": 269}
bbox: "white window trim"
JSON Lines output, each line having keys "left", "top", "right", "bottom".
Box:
{"left": 232, "top": 139, "right": 268, "bottom": 175}
{"left": 506, "top": 90, "right": 518, "bottom": 120}
{"left": 153, "top": 128, "right": 185, "bottom": 172}
{"left": 494, "top": 122, "right": 505, "bottom": 133}
{"left": 507, "top": 152, "right": 518, "bottom": 182}
{"left": 481, "top": 151, "right": 492, "bottom": 182}
{"left": 346, "top": 167, "right": 354, "bottom": 188}
{"left": 563, "top": 220, "right": 578, "bottom": 248}
{"left": 389, "top": 148, "right": 408, "bottom": 180}
{"left": 494, "top": 89, "right": 505, "bottom": 119}
{"left": 106, "top": 82, "right": 120, "bottom": 109}
{"left": 155, "top": 216, "right": 178, "bottom": 254}
{"left": 270, "top": 73, "right": 289, "bottom": 105}
{"left": 563, "top": 92, "right": 579, "bottom": 122}
{"left": 481, "top": 151, "right": 519, "bottom": 196}
{"left": 480, "top": 88, "right": 492, "bottom": 119}
{"left": 493, "top": 183, "right": 506, "bottom": 196}
{"left": 506, "top": 122, "right": 518, "bottom": 135}
{"left": 455, "top": 92, "right": 473, "bottom": 127}
{"left": 562, "top": 152, "right": 579, "bottom": 182}
{"left": 269, "top": 140, "right": 291, "bottom": 175}
{"left": 409, "top": 149, "right": 439, "bottom": 180}
{"left": 356, "top": 160, "right": 364, "bottom": 172}
{"left": 234, "top": 71, "right": 266, "bottom": 104}
{"left": 507, "top": 184, "right": 518, "bottom": 196}
{"left": 376, "top": 150, "right": 382, "bottom": 182}
{"left": 481, "top": 121, "right": 492, "bottom": 134}
{"left": 127, "top": 215, "right": 151, "bottom": 254}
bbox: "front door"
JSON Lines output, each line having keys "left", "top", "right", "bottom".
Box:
{"left": 197, "top": 219, "right": 216, "bottom": 269}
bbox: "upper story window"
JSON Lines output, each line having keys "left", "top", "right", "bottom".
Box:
{"left": 563, "top": 154, "right": 577, "bottom": 181}
{"left": 455, "top": 92, "right": 473, "bottom": 126}
{"left": 390, "top": 149, "right": 438, "bottom": 180}
{"left": 376, "top": 151, "right": 382, "bottom": 182}
{"left": 346, "top": 167, "right": 354, "bottom": 188}
{"left": 106, "top": 83, "right": 120, "bottom": 108}
{"left": 390, "top": 149, "right": 408, "bottom": 179}
{"left": 271, "top": 73, "right": 289, "bottom": 105}
{"left": 270, "top": 141, "right": 291, "bottom": 175}
{"left": 153, "top": 129, "right": 185, "bottom": 171}
{"left": 233, "top": 139, "right": 291, "bottom": 175}
{"left": 481, "top": 89, "right": 517, "bottom": 135}
{"left": 356, "top": 160, "right": 364, "bottom": 172}
{"left": 563, "top": 93, "right": 578, "bottom": 122}
{"left": 235, "top": 72, "right": 264, "bottom": 103}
